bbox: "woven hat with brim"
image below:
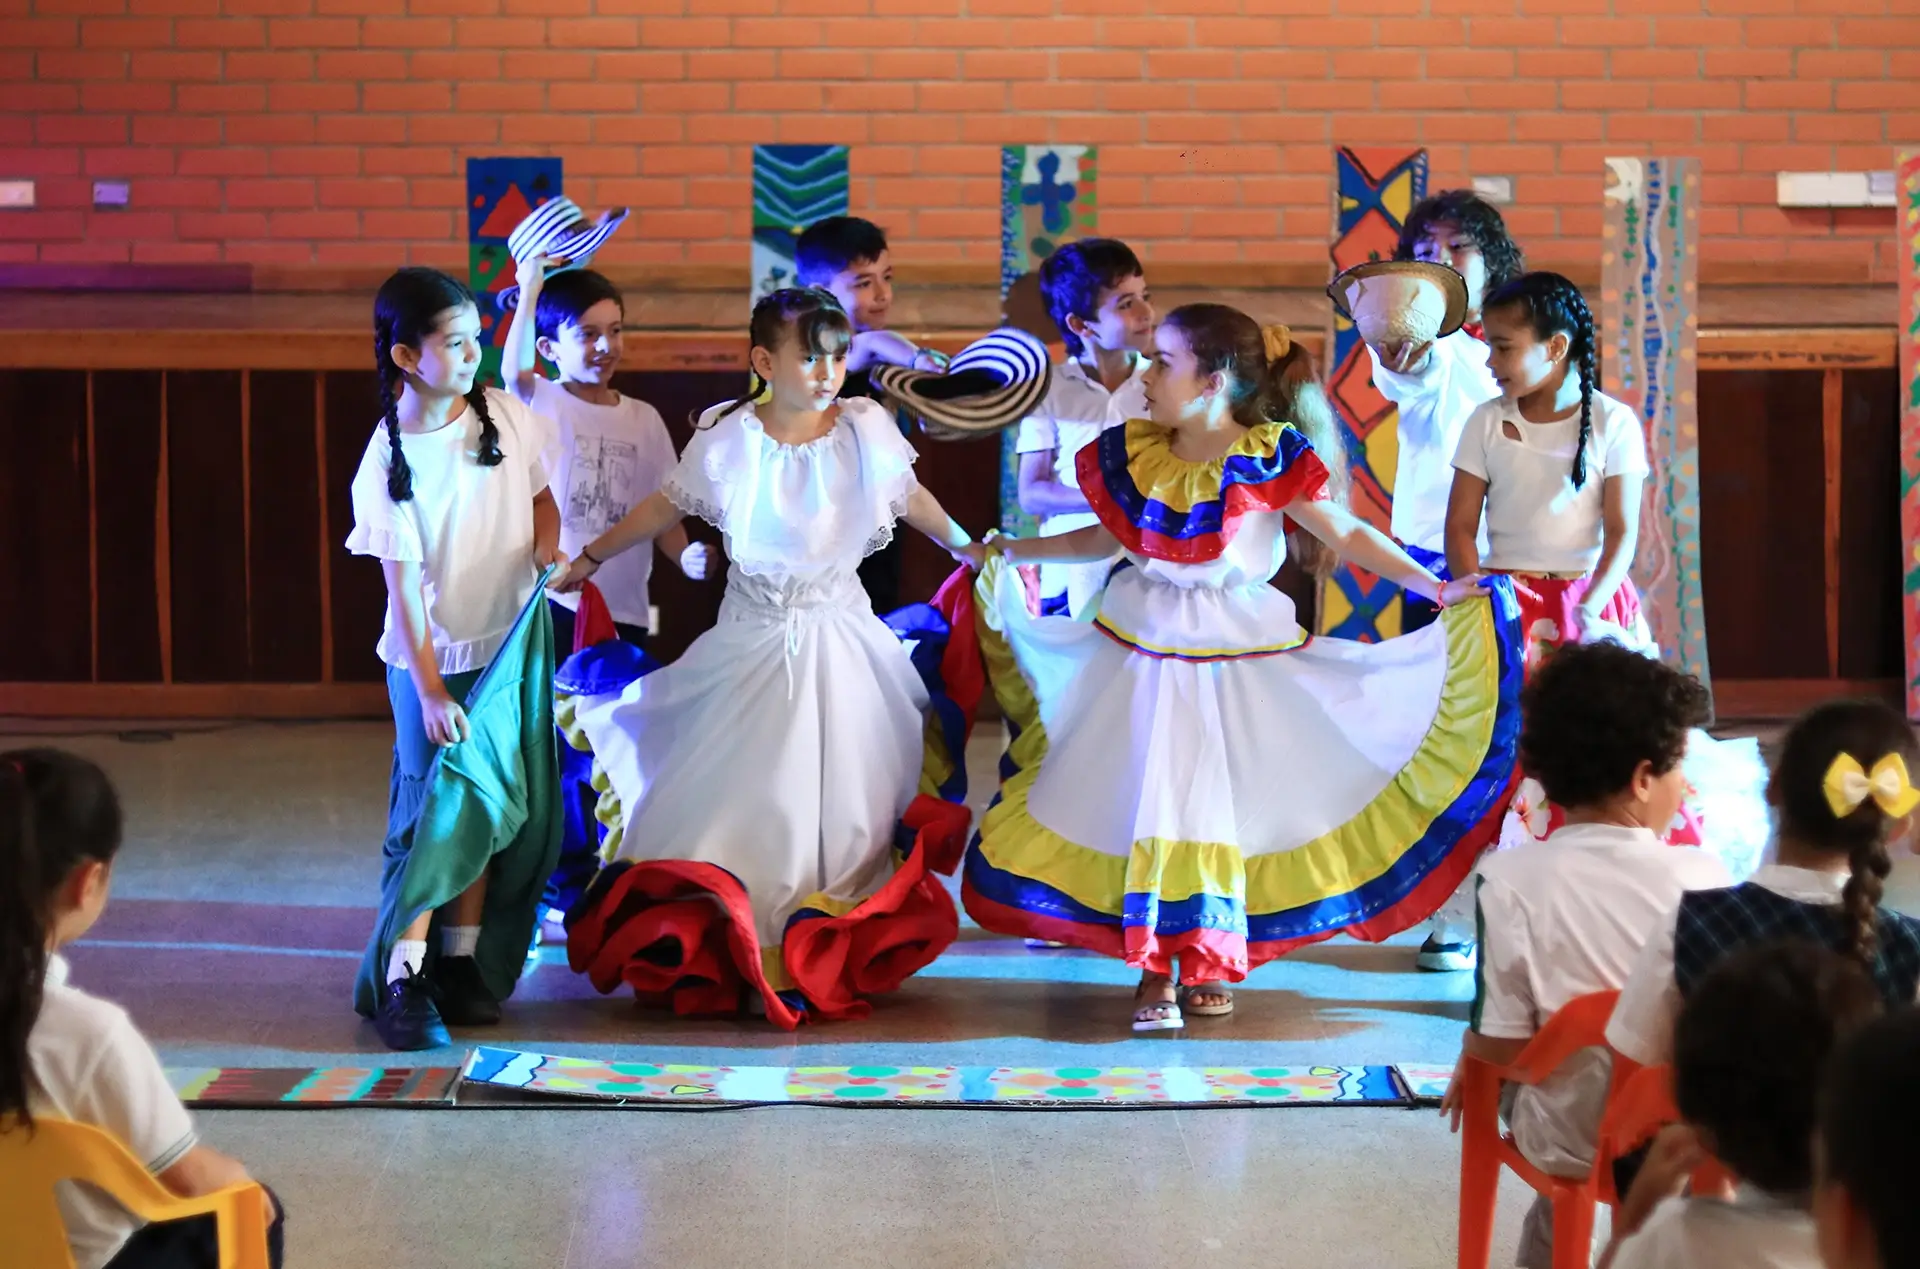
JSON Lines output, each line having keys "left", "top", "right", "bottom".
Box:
{"left": 870, "top": 327, "right": 1053, "bottom": 441}
{"left": 1327, "top": 260, "right": 1470, "bottom": 344}
{"left": 498, "top": 197, "right": 630, "bottom": 311}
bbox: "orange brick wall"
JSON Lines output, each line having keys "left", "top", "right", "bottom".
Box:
{"left": 4, "top": 0, "right": 1916, "bottom": 279}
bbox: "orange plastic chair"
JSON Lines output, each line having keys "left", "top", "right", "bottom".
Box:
{"left": 1457, "top": 989, "right": 1620, "bottom": 1269}
{"left": 0, "top": 1116, "right": 270, "bottom": 1269}
{"left": 1593, "top": 1060, "right": 1735, "bottom": 1206}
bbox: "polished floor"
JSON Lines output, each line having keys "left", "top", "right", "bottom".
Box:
{"left": 12, "top": 717, "right": 1890, "bottom": 1269}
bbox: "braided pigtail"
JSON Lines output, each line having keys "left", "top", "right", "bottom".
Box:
{"left": 468, "top": 384, "right": 504, "bottom": 468}
{"left": 1568, "top": 287, "right": 1597, "bottom": 490}
{"left": 376, "top": 346, "right": 413, "bottom": 504}
{"left": 1483, "top": 272, "right": 1599, "bottom": 488}
{"left": 1842, "top": 836, "right": 1892, "bottom": 968}
{"left": 371, "top": 266, "right": 488, "bottom": 499}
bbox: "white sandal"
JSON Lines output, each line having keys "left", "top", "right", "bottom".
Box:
{"left": 1132, "top": 979, "right": 1185, "bottom": 1032}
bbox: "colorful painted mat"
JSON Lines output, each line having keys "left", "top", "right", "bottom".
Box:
{"left": 165, "top": 1066, "right": 461, "bottom": 1108}
{"left": 462, "top": 1048, "right": 1407, "bottom": 1107}
{"left": 1392, "top": 1064, "right": 1454, "bottom": 1104}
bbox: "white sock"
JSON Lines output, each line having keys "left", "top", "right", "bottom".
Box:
{"left": 388, "top": 938, "right": 428, "bottom": 985}
{"left": 442, "top": 924, "right": 480, "bottom": 959}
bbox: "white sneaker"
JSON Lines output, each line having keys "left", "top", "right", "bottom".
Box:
{"left": 1416, "top": 935, "right": 1477, "bottom": 972}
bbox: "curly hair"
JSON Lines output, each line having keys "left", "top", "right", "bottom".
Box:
{"left": 1675, "top": 942, "right": 1881, "bottom": 1196}
{"left": 1518, "top": 641, "right": 1710, "bottom": 809}
{"left": 1394, "top": 189, "right": 1526, "bottom": 294}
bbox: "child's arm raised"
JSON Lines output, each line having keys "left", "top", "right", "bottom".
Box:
{"left": 902, "top": 485, "right": 988, "bottom": 570}
{"left": 997, "top": 524, "right": 1118, "bottom": 564}
{"left": 381, "top": 560, "right": 469, "bottom": 745}
{"left": 553, "top": 490, "right": 683, "bottom": 591}
{"left": 1444, "top": 470, "right": 1489, "bottom": 581}
{"left": 1288, "top": 499, "right": 1485, "bottom": 609}
{"left": 1017, "top": 450, "right": 1095, "bottom": 519}
{"left": 1575, "top": 473, "right": 1643, "bottom": 636}
{"left": 499, "top": 254, "right": 554, "bottom": 407}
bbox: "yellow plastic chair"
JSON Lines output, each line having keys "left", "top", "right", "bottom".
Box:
{"left": 0, "top": 1116, "right": 270, "bottom": 1269}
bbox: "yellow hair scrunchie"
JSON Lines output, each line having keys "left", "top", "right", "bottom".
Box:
{"left": 1261, "top": 323, "right": 1292, "bottom": 364}
{"left": 1822, "top": 751, "right": 1920, "bottom": 820}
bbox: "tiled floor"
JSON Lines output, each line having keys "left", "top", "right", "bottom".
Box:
{"left": 10, "top": 717, "right": 1894, "bottom": 1269}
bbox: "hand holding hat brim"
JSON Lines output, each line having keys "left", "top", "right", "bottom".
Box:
{"left": 1327, "top": 260, "right": 1470, "bottom": 346}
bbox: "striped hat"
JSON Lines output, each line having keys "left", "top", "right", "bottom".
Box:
{"left": 498, "top": 197, "right": 630, "bottom": 311}
{"left": 871, "top": 327, "right": 1053, "bottom": 441}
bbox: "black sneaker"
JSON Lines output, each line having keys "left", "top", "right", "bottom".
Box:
{"left": 435, "top": 955, "right": 503, "bottom": 1027}
{"left": 1416, "top": 936, "right": 1478, "bottom": 973}
{"left": 375, "top": 967, "right": 449, "bottom": 1051}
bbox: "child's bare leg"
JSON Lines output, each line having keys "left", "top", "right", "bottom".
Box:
{"left": 448, "top": 872, "right": 489, "bottom": 927}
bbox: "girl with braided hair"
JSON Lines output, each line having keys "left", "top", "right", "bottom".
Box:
{"left": 346, "top": 267, "right": 567, "bottom": 1049}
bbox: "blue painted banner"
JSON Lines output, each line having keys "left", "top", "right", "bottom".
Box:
{"left": 751, "top": 144, "right": 850, "bottom": 308}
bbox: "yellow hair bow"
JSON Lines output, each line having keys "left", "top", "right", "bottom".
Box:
{"left": 1261, "top": 324, "right": 1292, "bottom": 364}
{"left": 1822, "top": 751, "right": 1920, "bottom": 820}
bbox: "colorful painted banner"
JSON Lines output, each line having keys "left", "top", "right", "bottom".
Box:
{"left": 999, "top": 144, "right": 1098, "bottom": 534}
{"left": 1319, "top": 146, "right": 1428, "bottom": 642}
{"left": 462, "top": 1047, "right": 1407, "bottom": 1107}
{"left": 466, "top": 157, "right": 563, "bottom": 388}
{"left": 166, "top": 1065, "right": 461, "bottom": 1108}
{"left": 751, "top": 144, "right": 850, "bottom": 309}
{"left": 1601, "top": 157, "right": 1711, "bottom": 691}
{"left": 1392, "top": 1063, "right": 1454, "bottom": 1104}
{"left": 1898, "top": 151, "right": 1920, "bottom": 718}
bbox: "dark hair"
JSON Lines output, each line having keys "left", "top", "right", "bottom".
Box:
{"left": 1819, "top": 1008, "right": 1920, "bottom": 1266}
{"left": 1674, "top": 942, "right": 1881, "bottom": 1196}
{"left": 0, "top": 749, "right": 124, "bottom": 1129}
{"left": 1395, "top": 189, "right": 1526, "bottom": 295}
{"left": 1518, "top": 641, "right": 1710, "bottom": 809}
{"left": 704, "top": 286, "right": 854, "bottom": 429}
{"left": 1482, "top": 271, "right": 1598, "bottom": 489}
{"left": 533, "top": 269, "right": 624, "bottom": 343}
{"left": 794, "top": 216, "right": 888, "bottom": 287}
{"left": 1769, "top": 699, "right": 1920, "bottom": 968}
{"left": 1039, "top": 238, "right": 1145, "bottom": 359}
{"left": 372, "top": 266, "right": 503, "bottom": 503}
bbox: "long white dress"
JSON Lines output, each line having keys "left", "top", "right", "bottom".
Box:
{"left": 561, "top": 396, "right": 964, "bottom": 1026}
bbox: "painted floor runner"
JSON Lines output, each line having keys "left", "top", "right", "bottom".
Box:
{"left": 462, "top": 1047, "right": 1410, "bottom": 1107}
{"left": 1394, "top": 1064, "right": 1452, "bottom": 1104}
{"left": 166, "top": 1065, "right": 462, "bottom": 1108}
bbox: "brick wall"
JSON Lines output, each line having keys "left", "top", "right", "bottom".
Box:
{"left": 4, "top": 0, "right": 1915, "bottom": 280}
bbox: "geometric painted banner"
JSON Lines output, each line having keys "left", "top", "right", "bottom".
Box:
{"left": 463, "top": 1048, "right": 1409, "bottom": 1107}
{"left": 999, "top": 144, "right": 1099, "bottom": 534}
{"left": 1899, "top": 149, "right": 1920, "bottom": 718}
{"left": 1318, "top": 145, "right": 1429, "bottom": 642}
{"left": 467, "top": 157, "right": 563, "bottom": 389}
{"left": 1602, "top": 157, "right": 1711, "bottom": 694}
{"left": 1394, "top": 1063, "right": 1453, "bottom": 1103}
{"left": 750, "top": 144, "right": 850, "bottom": 309}
{"left": 166, "top": 1065, "right": 461, "bottom": 1108}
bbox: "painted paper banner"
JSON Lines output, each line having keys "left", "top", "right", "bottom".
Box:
{"left": 1899, "top": 150, "right": 1920, "bottom": 718}
{"left": 1320, "top": 146, "right": 1428, "bottom": 642}
{"left": 999, "top": 144, "right": 1098, "bottom": 534}
{"left": 166, "top": 1065, "right": 461, "bottom": 1108}
{"left": 1602, "top": 157, "right": 1711, "bottom": 692}
{"left": 467, "top": 157, "right": 563, "bottom": 388}
{"left": 751, "top": 144, "right": 850, "bottom": 309}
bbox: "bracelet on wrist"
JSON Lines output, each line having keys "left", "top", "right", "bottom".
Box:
{"left": 580, "top": 546, "right": 602, "bottom": 566}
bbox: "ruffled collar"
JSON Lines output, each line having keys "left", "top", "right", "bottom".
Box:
{"left": 1076, "top": 419, "right": 1329, "bottom": 563}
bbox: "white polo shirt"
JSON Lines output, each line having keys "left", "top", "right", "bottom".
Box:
{"left": 1610, "top": 1190, "right": 1819, "bottom": 1269}
{"left": 1475, "top": 822, "right": 1730, "bottom": 1174}
{"left": 29, "top": 954, "right": 199, "bottom": 1269}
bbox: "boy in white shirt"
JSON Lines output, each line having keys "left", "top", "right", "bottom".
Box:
{"left": 1439, "top": 642, "right": 1730, "bottom": 1269}
{"left": 1600, "top": 942, "right": 1879, "bottom": 1269}
{"left": 502, "top": 263, "right": 716, "bottom": 928}
{"left": 1013, "top": 237, "right": 1154, "bottom": 618}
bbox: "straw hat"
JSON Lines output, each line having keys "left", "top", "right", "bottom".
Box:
{"left": 1327, "top": 260, "right": 1470, "bottom": 347}
{"left": 870, "top": 327, "right": 1053, "bottom": 441}
{"left": 498, "top": 197, "right": 630, "bottom": 311}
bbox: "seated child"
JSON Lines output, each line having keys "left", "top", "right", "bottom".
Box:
{"left": 1815, "top": 1007, "right": 1920, "bottom": 1269}
{"left": 1, "top": 748, "right": 284, "bottom": 1269}
{"left": 1602, "top": 942, "right": 1882, "bottom": 1269}
{"left": 1441, "top": 642, "right": 1731, "bottom": 1268}
{"left": 1608, "top": 698, "right": 1920, "bottom": 1070}
{"left": 1013, "top": 236, "right": 1153, "bottom": 619}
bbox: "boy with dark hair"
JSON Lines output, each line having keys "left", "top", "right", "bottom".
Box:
{"left": 1441, "top": 642, "right": 1731, "bottom": 1269}
{"left": 1815, "top": 1008, "right": 1920, "bottom": 1269}
{"left": 1601, "top": 943, "right": 1881, "bottom": 1269}
{"left": 1013, "top": 237, "right": 1153, "bottom": 617}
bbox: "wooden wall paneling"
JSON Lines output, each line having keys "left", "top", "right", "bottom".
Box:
{"left": 164, "top": 371, "right": 249, "bottom": 683}
{"left": 1838, "top": 368, "right": 1904, "bottom": 680}
{"left": 1823, "top": 368, "right": 1844, "bottom": 678}
{"left": 248, "top": 370, "right": 325, "bottom": 681}
{"left": 322, "top": 371, "right": 390, "bottom": 683}
{"left": 1697, "top": 369, "right": 1828, "bottom": 680}
{"left": 0, "top": 370, "right": 91, "bottom": 682}
{"left": 90, "top": 371, "right": 165, "bottom": 682}
{"left": 905, "top": 432, "right": 1002, "bottom": 606}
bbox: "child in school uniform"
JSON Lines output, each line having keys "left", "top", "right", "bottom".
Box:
{"left": 500, "top": 260, "right": 717, "bottom": 930}
{"left": 1438, "top": 643, "right": 1731, "bottom": 1269}
{"left": 1600, "top": 943, "right": 1880, "bottom": 1269}
{"left": 2, "top": 749, "right": 284, "bottom": 1269}
{"left": 1815, "top": 1008, "right": 1920, "bottom": 1269}
{"left": 1012, "top": 237, "right": 1153, "bottom": 619}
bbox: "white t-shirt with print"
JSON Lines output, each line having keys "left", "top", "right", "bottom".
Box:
{"left": 1369, "top": 329, "right": 1498, "bottom": 555}
{"left": 1013, "top": 356, "right": 1146, "bottom": 616}
{"left": 531, "top": 378, "right": 677, "bottom": 629}
{"left": 1451, "top": 389, "right": 1650, "bottom": 575}
{"left": 1474, "top": 823, "right": 1730, "bottom": 1175}
{"left": 346, "top": 388, "right": 555, "bottom": 675}
{"left": 1610, "top": 1191, "right": 1820, "bottom": 1269}
{"left": 29, "top": 955, "right": 200, "bottom": 1269}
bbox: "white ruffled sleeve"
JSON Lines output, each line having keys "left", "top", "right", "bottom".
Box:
{"left": 842, "top": 396, "right": 920, "bottom": 517}
{"left": 662, "top": 401, "right": 748, "bottom": 532}
{"left": 344, "top": 427, "right": 424, "bottom": 562}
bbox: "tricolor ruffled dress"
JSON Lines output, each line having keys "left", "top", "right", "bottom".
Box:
{"left": 556, "top": 397, "right": 978, "bottom": 1029}
{"left": 963, "top": 420, "right": 1524, "bottom": 983}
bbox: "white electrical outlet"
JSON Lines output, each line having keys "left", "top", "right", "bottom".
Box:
{"left": 0, "top": 180, "right": 34, "bottom": 209}
{"left": 1471, "top": 175, "right": 1514, "bottom": 205}
{"left": 1779, "top": 171, "right": 1897, "bottom": 209}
